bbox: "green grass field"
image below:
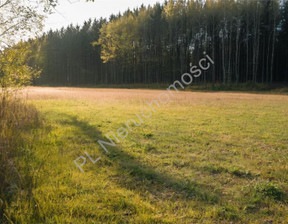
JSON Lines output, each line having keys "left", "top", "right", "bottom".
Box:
{"left": 5, "top": 87, "right": 288, "bottom": 223}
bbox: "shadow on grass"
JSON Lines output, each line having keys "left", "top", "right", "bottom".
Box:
{"left": 57, "top": 112, "right": 219, "bottom": 204}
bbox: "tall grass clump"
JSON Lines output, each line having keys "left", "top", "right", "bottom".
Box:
{"left": 0, "top": 93, "right": 41, "bottom": 223}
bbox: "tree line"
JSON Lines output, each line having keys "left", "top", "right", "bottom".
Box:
{"left": 27, "top": 0, "right": 288, "bottom": 86}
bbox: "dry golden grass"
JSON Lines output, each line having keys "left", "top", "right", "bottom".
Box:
{"left": 0, "top": 96, "right": 40, "bottom": 222}
{"left": 24, "top": 86, "right": 288, "bottom": 105}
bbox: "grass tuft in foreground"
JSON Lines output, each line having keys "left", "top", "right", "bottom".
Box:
{"left": 0, "top": 96, "right": 41, "bottom": 223}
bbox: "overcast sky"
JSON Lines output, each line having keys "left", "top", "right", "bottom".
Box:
{"left": 44, "top": 0, "right": 164, "bottom": 32}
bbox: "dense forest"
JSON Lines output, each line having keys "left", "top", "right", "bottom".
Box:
{"left": 27, "top": 0, "right": 288, "bottom": 86}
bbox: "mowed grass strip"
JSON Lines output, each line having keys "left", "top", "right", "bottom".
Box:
{"left": 7, "top": 88, "right": 288, "bottom": 223}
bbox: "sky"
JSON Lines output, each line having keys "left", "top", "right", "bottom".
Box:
{"left": 44, "top": 0, "right": 164, "bottom": 32}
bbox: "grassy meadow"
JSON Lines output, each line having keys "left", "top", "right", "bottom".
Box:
{"left": 3, "top": 87, "right": 288, "bottom": 223}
